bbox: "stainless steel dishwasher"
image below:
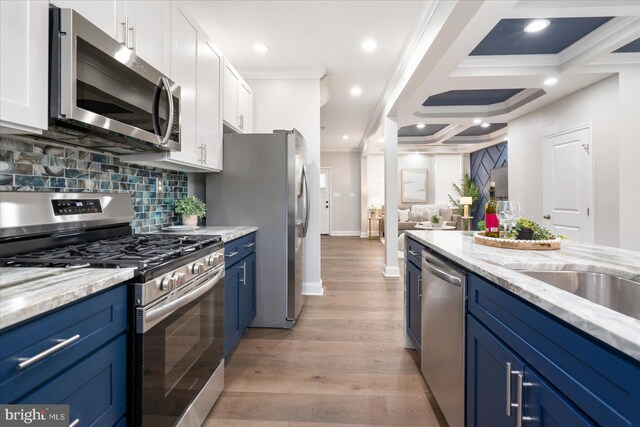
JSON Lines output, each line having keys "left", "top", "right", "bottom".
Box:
{"left": 421, "top": 249, "right": 466, "bottom": 427}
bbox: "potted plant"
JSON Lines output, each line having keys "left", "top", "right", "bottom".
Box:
{"left": 174, "top": 195, "right": 206, "bottom": 227}
{"left": 430, "top": 214, "right": 441, "bottom": 227}
{"left": 448, "top": 174, "right": 481, "bottom": 215}
{"left": 509, "top": 218, "right": 555, "bottom": 240}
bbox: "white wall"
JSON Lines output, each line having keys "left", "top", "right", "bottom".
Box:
{"left": 248, "top": 78, "right": 323, "bottom": 294}
{"left": 320, "top": 152, "right": 361, "bottom": 235}
{"left": 509, "top": 75, "right": 621, "bottom": 248}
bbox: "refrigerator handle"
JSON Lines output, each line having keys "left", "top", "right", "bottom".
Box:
{"left": 302, "top": 166, "right": 310, "bottom": 237}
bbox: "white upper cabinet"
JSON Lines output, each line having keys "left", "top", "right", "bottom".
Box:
{"left": 124, "top": 0, "right": 171, "bottom": 75}
{"left": 198, "top": 38, "right": 224, "bottom": 171}
{"left": 50, "top": 0, "right": 125, "bottom": 42}
{"left": 0, "top": 0, "right": 49, "bottom": 133}
{"left": 223, "top": 60, "right": 253, "bottom": 133}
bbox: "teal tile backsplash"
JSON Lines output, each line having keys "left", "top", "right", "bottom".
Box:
{"left": 0, "top": 136, "right": 188, "bottom": 233}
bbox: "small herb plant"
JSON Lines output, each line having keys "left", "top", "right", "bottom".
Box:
{"left": 508, "top": 218, "right": 555, "bottom": 240}
{"left": 174, "top": 195, "right": 206, "bottom": 218}
{"left": 431, "top": 214, "right": 440, "bottom": 226}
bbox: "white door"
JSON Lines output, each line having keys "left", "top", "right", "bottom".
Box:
{"left": 320, "top": 168, "right": 331, "bottom": 235}
{"left": 543, "top": 125, "right": 593, "bottom": 242}
{"left": 238, "top": 80, "right": 253, "bottom": 133}
{"left": 223, "top": 62, "right": 239, "bottom": 128}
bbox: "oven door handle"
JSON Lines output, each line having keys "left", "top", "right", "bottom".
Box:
{"left": 140, "top": 265, "right": 224, "bottom": 332}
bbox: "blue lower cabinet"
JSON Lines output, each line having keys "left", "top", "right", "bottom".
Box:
{"left": 238, "top": 252, "right": 256, "bottom": 332}
{"left": 224, "top": 261, "right": 241, "bottom": 356}
{"left": 20, "top": 334, "right": 127, "bottom": 426}
{"left": 524, "top": 368, "right": 595, "bottom": 427}
{"left": 466, "top": 315, "right": 523, "bottom": 427}
{"left": 224, "top": 233, "right": 257, "bottom": 357}
{"left": 406, "top": 260, "right": 421, "bottom": 352}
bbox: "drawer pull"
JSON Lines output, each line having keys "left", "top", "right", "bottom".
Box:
{"left": 244, "top": 242, "right": 255, "bottom": 248}
{"left": 226, "top": 251, "right": 238, "bottom": 258}
{"left": 17, "top": 334, "right": 81, "bottom": 371}
{"left": 408, "top": 250, "right": 419, "bottom": 256}
{"left": 69, "top": 419, "right": 80, "bottom": 427}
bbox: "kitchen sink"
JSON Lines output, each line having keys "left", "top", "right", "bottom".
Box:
{"left": 517, "top": 270, "right": 640, "bottom": 321}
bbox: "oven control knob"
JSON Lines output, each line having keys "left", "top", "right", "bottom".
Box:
{"left": 160, "top": 276, "right": 172, "bottom": 291}
{"left": 173, "top": 272, "right": 185, "bottom": 287}
{"left": 207, "top": 255, "right": 216, "bottom": 267}
{"left": 191, "top": 262, "right": 205, "bottom": 274}
{"left": 215, "top": 253, "right": 225, "bottom": 266}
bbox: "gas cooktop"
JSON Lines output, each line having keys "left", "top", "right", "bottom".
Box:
{"left": 0, "top": 234, "right": 222, "bottom": 271}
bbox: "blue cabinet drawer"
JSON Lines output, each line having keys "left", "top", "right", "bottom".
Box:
{"left": 20, "top": 334, "right": 127, "bottom": 427}
{"left": 225, "top": 233, "right": 256, "bottom": 267}
{"left": 0, "top": 285, "right": 127, "bottom": 402}
{"left": 406, "top": 237, "right": 424, "bottom": 268}
{"left": 468, "top": 273, "right": 640, "bottom": 427}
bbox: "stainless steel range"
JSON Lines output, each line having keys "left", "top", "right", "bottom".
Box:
{"left": 0, "top": 192, "right": 225, "bottom": 427}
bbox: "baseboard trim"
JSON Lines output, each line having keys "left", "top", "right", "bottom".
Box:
{"left": 302, "top": 280, "right": 324, "bottom": 296}
{"left": 383, "top": 266, "right": 401, "bottom": 278}
{"left": 330, "top": 231, "right": 362, "bottom": 237}
{"left": 360, "top": 232, "right": 368, "bottom": 238}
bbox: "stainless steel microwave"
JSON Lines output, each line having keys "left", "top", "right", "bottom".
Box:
{"left": 48, "top": 7, "right": 180, "bottom": 153}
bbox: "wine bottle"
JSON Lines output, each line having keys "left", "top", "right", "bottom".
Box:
{"left": 485, "top": 182, "right": 499, "bottom": 238}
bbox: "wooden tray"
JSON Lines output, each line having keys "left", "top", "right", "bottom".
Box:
{"left": 474, "top": 232, "right": 561, "bottom": 250}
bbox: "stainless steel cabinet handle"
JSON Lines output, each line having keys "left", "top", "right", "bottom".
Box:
{"left": 239, "top": 262, "right": 246, "bottom": 284}
{"left": 408, "top": 250, "right": 419, "bottom": 256}
{"left": 543, "top": 214, "right": 551, "bottom": 220}
{"left": 515, "top": 373, "right": 533, "bottom": 427}
{"left": 226, "top": 251, "right": 238, "bottom": 258}
{"left": 506, "top": 362, "right": 523, "bottom": 416}
{"left": 203, "top": 144, "right": 207, "bottom": 163}
{"left": 244, "top": 242, "right": 255, "bottom": 248}
{"left": 128, "top": 21, "right": 135, "bottom": 51}
{"left": 424, "top": 263, "right": 462, "bottom": 286}
{"left": 120, "top": 19, "right": 128, "bottom": 46}
{"left": 17, "top": 334, "right": 81, "bottom": 370}
{"left": 69, "top": 419, "right": 80, "bottom": 427}
{"left": 418, "top": 276, "right": 422, "bottom": 300}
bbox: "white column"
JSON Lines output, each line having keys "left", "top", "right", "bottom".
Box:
{"left": 383, "top": 117, "right": 400, "bottom": 277}
{"left": 360, "top": 155, "right": 369, "bottom": 238}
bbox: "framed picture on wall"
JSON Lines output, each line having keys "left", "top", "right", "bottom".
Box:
{"left": 401, "top": 168, "right": 428, "bottom": 203}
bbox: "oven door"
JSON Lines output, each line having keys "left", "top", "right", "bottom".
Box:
{"left": 50, "top": 7, "right": 180, "bottom": 152}
{"left": 134, "top": 266, "right": 224, "bottom": 427}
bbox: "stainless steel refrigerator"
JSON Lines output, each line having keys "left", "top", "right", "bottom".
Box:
{"left": 206, "top": 129, "right": 308, "bottom": 328}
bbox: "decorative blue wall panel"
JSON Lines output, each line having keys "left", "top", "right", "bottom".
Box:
{"left": 0, "top": 136, "right": 188, "bottom": 233}
{"left": 470, "top": 142, "right": 508, "bottom": 228}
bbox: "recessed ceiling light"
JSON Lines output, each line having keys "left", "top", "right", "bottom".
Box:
{"left": 473, "top": 118, "right": 482, "bottom": 124}
{"left": 544, "top": 77, "right": 558, "bottom": 86}
{"left": 524, "top": 19, "right": 550, "bottom": 33}
{"left": 350, "top": 86, "right": 362, "bottom": 96}
{"left": 253, "top": 43, "right": 270, "bottom": 53}
{"left": 481, "top": 123, "right": 490, "bottom": 128}
{"left": 342, "top": 135, "right": 349, "bottom": 140}
{"left": 378, "top": 137, "right": 385, "bottom": 143}
{"left": 416, "top": 123, "right": 426, "bottom": 129}
{"left": 362, "top": 39, "right": 377, "bottom": 52}
{"left": 504, "top": 137, "right": 509, "bottom": 141}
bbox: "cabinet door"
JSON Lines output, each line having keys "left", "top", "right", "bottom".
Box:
{"left": 467, "top": 315, "right": 524, "bottom": 427}
{"left": 224, "top": 263, "right": 240, "bottom": 357}
{"left": 125, "top": 0, "right": 171, "bottom": 75}
{"left": 51, "top": 0, "right": 124, "bottom": 41}
{"left": 523, "top": 368, "right": 595, "bottom": 427}
{"left": 198, "top": 37, "right": 223, "bottom": 170}
{"left": 0, "top": 0, "right": 48, "bottom": 133}
{"left": 223, "top": 62, "right": 239, "bottom": 128}
{"left": 406, "top": 260, "right": 421, "bottom": 351}
{"left": 238, "top": 80, "right": 252, "bottom": 132}
{"left": 20, "top": 335, "right": 126, "bottom": 426}
{"left": 239, "top": 253, "right": 256, "bottom": 332}
{"left": 170, "top": 5, "right": 198, "bottom": 165}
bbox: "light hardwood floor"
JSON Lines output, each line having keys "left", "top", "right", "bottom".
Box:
{"left": 205, "top": 236, "right": 447, "bottom": 426}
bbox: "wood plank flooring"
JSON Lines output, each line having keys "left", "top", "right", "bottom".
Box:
{"left": 205, "top": 236, "right": 447, "bottom": 426}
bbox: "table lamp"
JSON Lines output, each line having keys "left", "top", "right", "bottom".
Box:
{"left": 460, "top": 197, "right": 473, "bottom": 217}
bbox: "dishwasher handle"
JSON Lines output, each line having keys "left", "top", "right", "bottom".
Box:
{"left": 423, "top": 262, "right": 462, "bottom": 286}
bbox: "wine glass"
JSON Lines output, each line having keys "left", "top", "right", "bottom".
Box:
{"left": 510, "top": 201, "right": 523, "bottom": 231}
{"left": 497, "top": 201, "right": 514, "bottom": 237}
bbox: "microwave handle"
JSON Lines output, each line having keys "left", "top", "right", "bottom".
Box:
{"left": 151, "top": 79, "right": 163, "bottom": 137}
{"left": 160, "top": 77, "right": 175, "bottom": 146}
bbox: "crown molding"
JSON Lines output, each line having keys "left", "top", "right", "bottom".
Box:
{"left": 241, "top": 67, "right": 327, "bottom": 80}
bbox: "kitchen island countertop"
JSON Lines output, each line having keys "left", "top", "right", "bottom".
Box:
{"left": 405, "top": 230, "right": 640, "bottom": 361}
{"left": 0, "top": 267, "right": 135, "bottom": 330}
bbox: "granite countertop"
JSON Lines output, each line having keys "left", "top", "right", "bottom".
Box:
{"left": 155, "top": 225, "right": 258, "bottom": 242}
{"left": 405, "top": 230, "right": 640, "bottom": 361}
{"left": 0, "top": 267, "right": 136, "bottom": 330}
